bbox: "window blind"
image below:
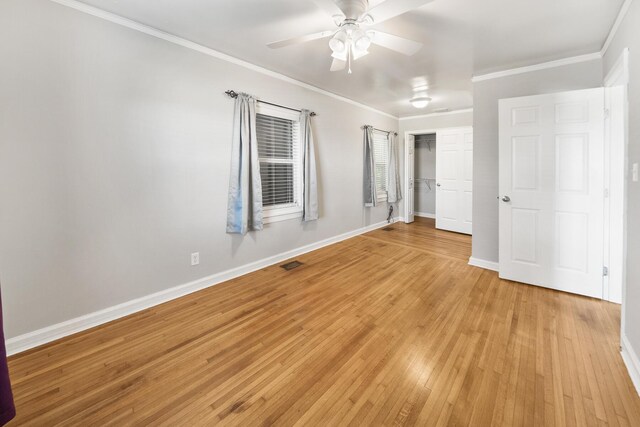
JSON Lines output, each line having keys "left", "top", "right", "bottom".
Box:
{"left": 373, "top": 130, "right": 389, "bottom": 197}
{"left": 256, "top": 113, "right": 301, "bottom": 208}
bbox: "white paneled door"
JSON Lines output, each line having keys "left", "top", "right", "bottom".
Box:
{"left": 435, "top": 127, "right": 473, "bottom": 234}
{"left": 498, "top": 88, "right": 605, "bottom": 299}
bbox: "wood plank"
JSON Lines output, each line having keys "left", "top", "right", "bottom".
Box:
{"left": 7, "top": 218, "right": 640, "bottom": 426}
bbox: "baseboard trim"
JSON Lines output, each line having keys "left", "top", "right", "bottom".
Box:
{"left": 415, "top": 212, "right": 435, "bottom": 219}
{"left": 621, "top": 333, "right": 640, "bottom": 396}
{"left": 468, "top": 257, "right": 499, "bottom": 272}
{"left": 6, "top": 218, "right": 397, "bottom": 356}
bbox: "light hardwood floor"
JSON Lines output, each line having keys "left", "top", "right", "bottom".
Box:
{"left": 8, "top": 218, "right": 640, "bottom": 426}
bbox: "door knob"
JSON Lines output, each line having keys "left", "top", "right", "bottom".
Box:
{"left": 502, "top": 196, "right": 511, "bottom": 202}
{"left": 436, "top": 183, "right": 441, "bottom": 187}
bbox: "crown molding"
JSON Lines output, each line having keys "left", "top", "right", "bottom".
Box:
{"left": 469, "top": 0, "right": 632, "bottom": 84}
{"left": 399, "top": 108, "right": 473, "bottom": 121}
{"left": 49, "top": 0, "right": 398, "bottom": 120}
{"left": 471, "top": 52, "right": 602, "bottom": 83}
{"left": 601, "top": 0, "right": 633, "bottom": 56}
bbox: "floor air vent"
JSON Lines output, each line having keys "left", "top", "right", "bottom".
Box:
{"left": 382, "top": 227, "right": 394, "bottom": 231}
{"left": 281, "top": 260, "right": 304, "bottom": 271}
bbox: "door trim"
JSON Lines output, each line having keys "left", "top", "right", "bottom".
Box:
{"left": 603, "top": 47, "right": 629, "bottom": 317}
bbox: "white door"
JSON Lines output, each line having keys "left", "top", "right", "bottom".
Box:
{"left": 498, "top": 88, "right": 605, "bottom": 298}
{"left": 435, "top": 127, "right": 473, "bottom": 234}
{"left": 405, "top": 134, "right": 415, "bottom": 223}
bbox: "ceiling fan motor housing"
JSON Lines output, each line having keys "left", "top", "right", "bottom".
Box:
{"left": 335, "top": 0, "right": 369, "bottom": 19}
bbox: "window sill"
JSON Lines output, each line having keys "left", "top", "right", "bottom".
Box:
{"left": 263, "top": 210, "right": 303, "bottom": 224}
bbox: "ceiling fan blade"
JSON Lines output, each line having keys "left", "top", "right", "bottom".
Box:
{"left": 365, "top": 0, "right": 434, "bottom": 24}
{"left": 267, "top": 30, "right": 334, "bottom": 49}
{"left": 311, "top": 0, "right": 346, "bottom": 19}
{"left": 369, "top": 31, "right": 423, "bottom": 56}
{"left": 330, "top": 58, "right": 346, "bottom": 71}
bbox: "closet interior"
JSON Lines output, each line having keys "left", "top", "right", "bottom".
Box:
{"left": 414, "top": 133, "right": 436, "bottom": 218}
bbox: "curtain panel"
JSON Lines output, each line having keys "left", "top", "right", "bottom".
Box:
{"left": 300, "top": 110, "right": 318, "bottom": 221}
{"left": 363, "top": 126, "right": 377, "bottom": 207}
{"left": 387, "top": 132, "right": 402, "bottom": 204}
{"left": 226, "top": 93, "right": 263, "bottom": 234}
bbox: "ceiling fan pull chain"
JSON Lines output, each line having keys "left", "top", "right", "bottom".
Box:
{"left": 348, "top": 46, "right": 352, "bottom": 74}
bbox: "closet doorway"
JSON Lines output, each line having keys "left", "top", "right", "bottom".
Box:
{"left": 404, "top": 127, "right": 473, "bottom": 235}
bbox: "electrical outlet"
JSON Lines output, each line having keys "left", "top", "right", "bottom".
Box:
{"left": 191, "top": 252, "right": 200, "bottom": 266}
{"left": 633, "top": 163, "right": 639, "bottom": 182}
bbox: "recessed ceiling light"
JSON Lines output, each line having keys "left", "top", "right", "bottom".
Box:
{"left": 410, "top": 96, "right": 432, "bottom": 109}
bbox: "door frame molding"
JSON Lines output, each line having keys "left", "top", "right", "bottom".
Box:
{"left": 403, "top": 127, "right": 472, "bottom": 225}
{"left": 604, "top": 48, "right": 629, "bottom": 306}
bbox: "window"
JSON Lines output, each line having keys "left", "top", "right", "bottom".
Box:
{"left": 256, "top": 104, "right": 303, "bottom": 223}
{"left": 373, "top": 130, "right": 389, "bottom": 202}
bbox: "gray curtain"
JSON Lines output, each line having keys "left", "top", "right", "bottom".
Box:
{"left": 226, "top": 93, "right": 263, "bottom": 234}
{"left": 387, "top": 132, "right": 402, "bottom": 203}
{"left": 363, "top": 125, "right": 377, "bottom": 207}
{"left": 301, "top": 110, "right": 318, "bottom": 221}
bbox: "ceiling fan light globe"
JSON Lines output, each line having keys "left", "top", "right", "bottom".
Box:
{"left": 329, "top": 30, "right": 347, "bottom": 53}
{"left": 351, "top": 27, "right": 365, "bottom": 40}
{"left": 329, "top": 38, "right": 346, "bottom": 53}
{"left": 410, "top": 97, "right": 432, "bottom": 109}
{"left": 354, "top": 35, "right": 371, "bottom": 51}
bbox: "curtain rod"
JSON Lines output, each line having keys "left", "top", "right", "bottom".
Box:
{"left": 362, "top": 125, "right": 398, "bottom": 136}
{"left": 225, "top": 90, "right": 316, "bottom": 116}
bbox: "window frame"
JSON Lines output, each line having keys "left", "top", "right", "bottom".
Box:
{"left": 256, "top": 103, "right": 304, "bottom": 224}
{"left": 373, "top": 130, "right": 390, "bottom": 203}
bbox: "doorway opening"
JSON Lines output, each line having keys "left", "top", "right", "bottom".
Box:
{"left": 414, "top": 133, "right": 437, "bottom": 219}
{"left": 494, "top": 48, "right": 628, "bottom": 304}
{"left": 404, "top": 127, "right": 473, "bottom": 235}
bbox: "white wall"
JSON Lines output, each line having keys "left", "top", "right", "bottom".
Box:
{"left": 471, "top": 60, "right": 604, "bottom": 263}
{"left": 602, "top": 0, "right": 640, "bottom": 388}
{"left": 398, "top": 111, "right": 474, "bottom": 218}
{"left": 0, "top": 0, "right": 397, "bottom": 339}
{"left": 399, "top": 111, "right": 474, "bottom": 134}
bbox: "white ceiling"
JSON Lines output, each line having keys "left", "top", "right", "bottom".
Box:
{"left": 74, "top": 0, "right": 622, "bottom": 117}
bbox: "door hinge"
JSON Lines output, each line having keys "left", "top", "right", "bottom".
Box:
{"left": 603, "top": 266, "right": 609, "bottom": 277}
{"left": 604, "top": 188, "right": 609, "bottom": 198}
{"left": 604, "top": 108, "right": 611, "bottom": 119}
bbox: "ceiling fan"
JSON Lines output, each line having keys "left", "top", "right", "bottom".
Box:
{"left": 267, "top": 0, "right": 433, "bottom": 73}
